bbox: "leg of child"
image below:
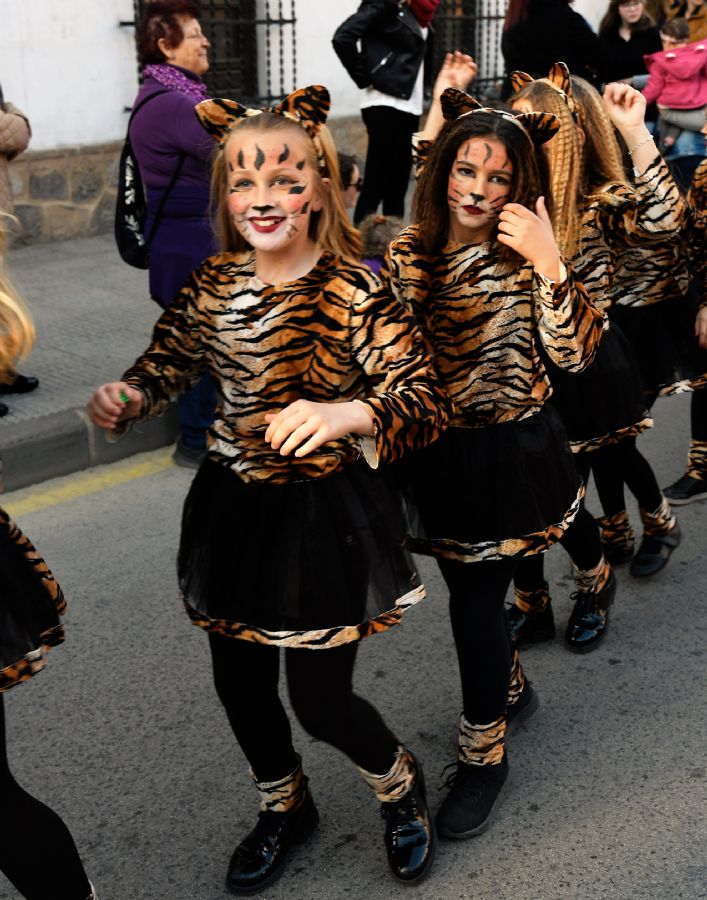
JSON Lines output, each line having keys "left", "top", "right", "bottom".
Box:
{"left": 660, "top": 105, "right": 707, "bottom": 134}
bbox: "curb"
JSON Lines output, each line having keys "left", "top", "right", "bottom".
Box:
{"left": 0, "top": 405, "right": 179, "bottom": 492}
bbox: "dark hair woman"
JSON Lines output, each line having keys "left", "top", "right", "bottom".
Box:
{"left": 598, "top": 0, "right": 662, "bottom": 86}
{"left": 130, "top": 0, "right": 216, "bottom": 467}
{"left": 501, "top": 0, "right": 608, "bottom": 96}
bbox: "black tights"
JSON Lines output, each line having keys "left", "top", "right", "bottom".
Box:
{"left": 208, "top": 634, "right": 399, "bottom": 783}
{"left": 0, "top": 696, "right": 91, "bottom": 900}
{"left": 692, "top": 388, "right": 707, "bottom": 442}
{"left": 437, "top": 556, "right": 519, "bottom": 726}
{"left": 589, "top": 438, "right": 662, "bottom": 517}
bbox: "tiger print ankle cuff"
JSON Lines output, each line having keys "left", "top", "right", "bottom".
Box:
{"left": 357, "top": 745, "right": 417, "bottom": 803}
{"left": 507, "top": 649, "right": 526, "bottom": 708}
{"left": 597, "top": 510, "right": 635, "bottom": 553}
{"left": 687, "top": 440, "right": 707, "bottom": 480}
{"left": 252, "top": 758, "right": 306, "bottom": 814}
{"left": 640, "top": 496, "right": 676, "bottom": 536}
{"left": 458, "top": 715, "right": 506, "bottom": 766}
{"left": 514, "top": 582, "right": 550, "bottom": 614}
{"left": 573, "top": 555, "right": 611, "bottom": 594}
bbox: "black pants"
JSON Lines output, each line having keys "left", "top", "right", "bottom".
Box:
{"left": 0, "top": 695, "right": 91, "bottom": 900}
{"left": 354, "top": 106, "right": 419, "bottom": 224}
{"left": 692, "top": 387, "right": 707, "bottom": 442}
{"left": 208, "top": 634, "right": 399, "bottom": 783}
{"left": 437, "top": 556, "right": 519, "bottom": 726}
{"left": 589, "top": 438, "right": 662, "bottom": 517}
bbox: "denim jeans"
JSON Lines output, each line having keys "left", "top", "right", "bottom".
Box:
{"left": 178, "top": 374, "right": 216, "bottom": 450}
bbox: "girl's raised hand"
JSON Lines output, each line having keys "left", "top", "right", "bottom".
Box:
{"left": 602, "top": 81, "right": 647, "bottom": 132}
{"left": 497, "top": 197, "right": 561, "bottom": 281}
{"left": 696, "top": 306, "right": 707, "bottom": 350}
{"left": 264, "top": 399, "right": 373, "bottom": 457}
{"left": 432, "top": 51, "right": 478, "bottom": 101}
{"left": 87, "top": 382, "right": 142, "bottom": 430}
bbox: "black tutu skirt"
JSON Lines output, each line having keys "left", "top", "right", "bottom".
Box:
{"left": 178, "top": 458, "right": 424, "bottom": 649}
{"left": 611, "top": 296, "right": 707, "bottom": 396}
{"left": 0, "top": 507, "right": 65, "bottom": 692}
{"left": 400, "top": 404, "right": 583, "bottom": 563}
{"left": 542, "top": 321, "right": 652, "bottom": 452}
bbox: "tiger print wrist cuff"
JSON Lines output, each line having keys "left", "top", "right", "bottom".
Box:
{"left": 357, "top": 744, "right": 416, "bottom": 803}
{"left": 458, "top": 714, "right": 506, "bottom": 766}
{"left": 251, "top": 758, "right": 306, "bottom": 813}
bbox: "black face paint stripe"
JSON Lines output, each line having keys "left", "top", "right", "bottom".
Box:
{"left": 288, "top": 184, "right": 306, "bottom": 194}
{"left": 278, "top": 145, "right": 290, "bottom": 164}
{"left": 254, "top": 145, "right": 265, "bottom": 170}
{"left": 295, "top": 159, "right": 305, "bottom": 170}
{"left": 237, "top": 149, "right": 245, "bottom": 169}
{"left": 227, "top": 161, "right": 234, "bottom": 172}
{"left": 301, "top": 201, "right": 310, "bottom": 214}
{"left": 483, "top": 142, "right": 493, "bottom": 163}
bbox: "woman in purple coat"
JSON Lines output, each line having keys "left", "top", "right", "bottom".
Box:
{"left": 130, "top": 0, "right": 216, "bottom": 467}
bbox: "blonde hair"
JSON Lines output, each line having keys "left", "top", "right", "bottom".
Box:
{"left": 210, "top": 112, "right": 362, "bottom": 259}
{"left": 0, "top": 219, "right": 35, "bottom": 373}
{"left": 570, "top": 76, "right": 630, "bottom": 195}
{"left": 512, "top": 80, "right": 584, "bottom": 258}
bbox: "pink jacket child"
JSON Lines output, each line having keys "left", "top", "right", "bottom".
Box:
{"left": 643, "top": 40, "right": 707, "bottom": 138}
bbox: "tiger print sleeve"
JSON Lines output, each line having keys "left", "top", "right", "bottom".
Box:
{"left": 601, "top": 154, "right": 686, "bottom": 246}
{"left": 411, "top": 134, "right": 433, "bottom": 180}
{"left": 687, "top": 159, "right": 707, "bottom": 309}
{"left": 348, "top": 276, "right": 451, "bottom": 468}
{"left": 532, "top": 261, "right": 605, "bottom": 373}
{"left": 118, "top": 272, "right": 206, "bottom": 426}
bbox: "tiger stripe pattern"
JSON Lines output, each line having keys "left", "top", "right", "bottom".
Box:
{"left": 458, "top": 714, "right": 506, "bottom": 766}
{"left": 640, "top": 496, "right": 677, "bottom": 536}
{"left": 183, "top": 584, "right": 426, "bottom": 649}
{"left": 597, "top": 509, "right": 635, "bottom": 558}
{"left": 506, "top": 648, "right": 526, "bottom": 709}
{"left": 687, "top": 438, "right": 707, "bottom": 479}
{"left": 0, "top": 506, "right": 66, "bottom": 692}
{"left": 513, "top": 581, "right": 550, "bottom": 615}
{"left": 357, "top": 745, "right": 417, "bottom": 803}
{"left": 120, "top": 251, "right": 451, "bottom": 484}
{"left": 688, "top": 159, "right": 707, "bottom": 313}
{"left": 252, "top": 758, "right": 307, "bottom": 813}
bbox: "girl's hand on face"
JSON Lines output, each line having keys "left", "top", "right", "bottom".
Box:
{"left": 497, "top": 197, "right": 561, "bottom": 281}
{"left": 696, "top": 306, "right": 707, "bottom": 349}
{"left": 87, "top": 382, "right": 142, "bottom": 430}
{"left": 432, "top": 51, "right": 478, "bottom": 100}
{"left": 602, "top": 81, "right": 647, "bottom": 132}
{"left": 264, "top": 399, "right": 374, "bottom": 457}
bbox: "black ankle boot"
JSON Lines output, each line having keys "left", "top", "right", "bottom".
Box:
{"left": 380, "top": 759, "right": 436, "bottom": 884}
{"left": 0, "top": 401, "right": 8, "bottom": 417}
{"left": 506, "top": 681, "right": 540, "bottom": 736}
{"left": 630, "top": 523, "right": 682, "bottom": 577}
{"left": 507, "top": 601, "right": 555, "bottom": 647}
{"left": 225, "top": 791, "right": 319, "bottom": 895}
{"left": 565, "top": 570, "right": 616, "bottom": 653}
{"left": 0, "top": 373, "right": 39, "bottom": 394}
{"left": 436, "top": 755, "right": 511, "bottom": 839}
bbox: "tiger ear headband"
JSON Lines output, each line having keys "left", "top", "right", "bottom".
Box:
{"left": 510, "top": 62, "right": 579, "bottom": 122}
{"left": 440, "top": 87, "right": 561, "bottom": 148}
{"left": 195, "top": 84, "right": 331, "bottom": 168}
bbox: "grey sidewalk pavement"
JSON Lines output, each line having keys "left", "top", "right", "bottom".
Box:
{"left": 0, "top": 234, "right": 179, "bottom": 492}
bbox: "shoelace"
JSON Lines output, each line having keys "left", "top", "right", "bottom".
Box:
{"left": 440, "top": 763, "right": 485, "bottom": 801}
{"left": 568, "top": 590, "right": 595, "bottom": 617}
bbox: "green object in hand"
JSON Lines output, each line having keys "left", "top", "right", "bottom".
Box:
{"left": 120, "top": 391, "right": 129, "bottom": 403}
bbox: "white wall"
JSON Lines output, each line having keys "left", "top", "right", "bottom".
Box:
{"left": 2, "top": 0, "right": 139, "bottom": 151}
{"left": 574, "top": 0, "right": 610, "bottom": 31}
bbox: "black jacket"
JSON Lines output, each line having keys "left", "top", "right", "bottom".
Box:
{"left": 599, "top": 26, "right": 662, "bottom": 82}
{"left": 332, "top": 0, "right": 426, "bottom": 101}
{"left": 501, "top": 0, "right": 609, "bottom": 96}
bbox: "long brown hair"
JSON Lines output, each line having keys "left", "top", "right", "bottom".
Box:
{"left": 412, "top": 110, "right": 552, "bottom": 268}
{"left": 210, "top": 112, "right": 362, "bottom": 260}
{"left": 0, "top": 219, "right": 35, "bottom": 373}
{"left": 599, "top": 0, "right": 656, "bottom": 36}
{"left": 512, "top": 80, "right": 585, "bottom": 258}
{"left": 570, "top": 76, "right": 630, "bottom": 196}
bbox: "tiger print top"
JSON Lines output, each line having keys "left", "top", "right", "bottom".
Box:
{"left": 381, "top": 226, "right": 603, "bottom": 428}
{"left": 688, "top": 158, "right": 707, "bottom": 311}
{"left": 119, "top": 250, "right": 451, "bottom": 483}
{"left": 582, "top": 154, "right": 687, "bottom": 311}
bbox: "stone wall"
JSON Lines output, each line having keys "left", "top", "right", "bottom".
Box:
{"left": 7, "top": 115, "right": 367, "bottom": 246}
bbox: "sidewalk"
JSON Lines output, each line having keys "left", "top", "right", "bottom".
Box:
{"left": 0, "top": 233, "right": 179, "bottom": 492}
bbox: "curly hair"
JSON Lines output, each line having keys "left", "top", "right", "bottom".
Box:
{"left": 136, "top": 0, "right": 201, "bottom": 65}
{"left": 570, "top": 76, "right": 630, "bottom": 196}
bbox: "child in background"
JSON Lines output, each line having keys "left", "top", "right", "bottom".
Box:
{"left": 359, "top": 213, "right": 405, "bottom": 275}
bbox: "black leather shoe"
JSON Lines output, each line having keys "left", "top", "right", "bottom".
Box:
{"left": 506, "top": 681, "right": 540, "bottom": 737}
{"left": 630, "top": 523, "right": 682, "bottom": 577}
{"left": 225, "top": 791, "right": 319, "bottom": 895}
{"left": 663, "top": 473, "right": 707, "bottom": 506}
{"left": 0, "top": 373, "right": 39, "bottom": 394}
{"left": 436, "top": 755, "right": 511, "bottom": 839}
{"left": 507, "top": 602, "right": 555, "bottom": 647}
{"left": 172, "top": 438, "right": 206, "bottom": 470}
{"left": 0, "top": 401, "right": 8, "bottom": 417}
{"left": 565, "top": 571, "right": 616, "bottom": 654}
{"left": 381, "top": 759, "right": 436, "bottom": 884}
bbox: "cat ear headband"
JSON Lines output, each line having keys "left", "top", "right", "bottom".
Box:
{"left": 510, "top": 61, "right": 579, "bottom": 122}
{"left": 440, "top": 87, "right": 561, "bottom": 147}
{"left": 195, "top": 84, "right": 331, "bottom": 168}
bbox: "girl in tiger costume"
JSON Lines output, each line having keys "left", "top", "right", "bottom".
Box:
{"left": 379, "top": 89, "right": 604, "bottom": 839}
{"left": 504, "top": 68, "right": 685, "bottom": 650}
{"left": 88, "top": 85, "right": 450, "bottom": 893}
{"left": 0, "top": 221, "right": 96, "bottom": 899}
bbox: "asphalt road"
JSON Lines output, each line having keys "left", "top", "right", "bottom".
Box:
{"left": 1, "top": 393, "right": 705, "bottom": 900}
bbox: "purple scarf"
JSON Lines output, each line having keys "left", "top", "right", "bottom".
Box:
{"left": 142, "top": 64, "right": 209, "bottom": 102}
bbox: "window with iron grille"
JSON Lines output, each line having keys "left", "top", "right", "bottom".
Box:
{"left": 427, "top": 0, "right": 507, "bottom": 101}
{"left": 128, "top": 0, "right": 297, "bottom": 105}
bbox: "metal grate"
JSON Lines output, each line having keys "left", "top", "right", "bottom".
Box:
{"left": 427, "top": 0, "right": 507, "bottom": 101}
{"left": 127, "top": 0, "right": 297, "bottom": 105}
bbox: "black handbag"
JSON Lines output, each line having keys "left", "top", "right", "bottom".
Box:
{"left": 114, "top": 91, "right": 186, "bottom": 269}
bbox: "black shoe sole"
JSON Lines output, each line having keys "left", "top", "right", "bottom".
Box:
{"left": 225, "top": 805, "right": 319, "bottom": 896}
{"left": 630, "top": 532, "right": 681, "bottom": 578}
{"left": 437, "top": 771, "right": 513, "bottom": 840}
{"left": 663, "top": 491, "right": 707, "bottom": 506}
{"left": 506, "top": 688, "right": 540, "bottom": 736}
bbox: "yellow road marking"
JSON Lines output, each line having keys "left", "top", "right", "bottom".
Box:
{"left": 3, "top": 450, "right": 175, "bottom": 518}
